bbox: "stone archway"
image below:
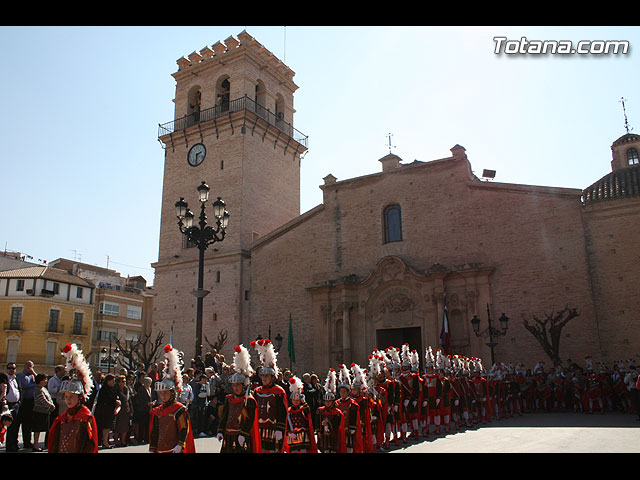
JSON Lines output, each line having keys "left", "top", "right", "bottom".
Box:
{"left": 308, "top": 255, "right": 495, "bottom": 373}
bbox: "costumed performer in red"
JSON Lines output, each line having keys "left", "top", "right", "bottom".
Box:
{"left": 149, "top": 344, "right": 196, "bottom": 453}
{"left": 217, "top": 344, "right": 261, "bottom": 452}
{"left": 315, "top": 368, "right": 346, "bottom": 453}
{"left": 47, "top": 343, "right": 99, "bottom": 453}
{"left": 285, "top": 375, "right": 318, "bottom": 453}
{"left": 252, "top": 338, "right": 289, "bottom": 453}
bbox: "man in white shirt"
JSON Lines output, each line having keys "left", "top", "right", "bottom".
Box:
{"left": 4, "top": 363, "right": 21, "bottom": 452}
{"left": 47, "top": 365, "right": 65, "bottom": 415}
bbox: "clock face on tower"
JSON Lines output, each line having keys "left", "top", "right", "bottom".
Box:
{"left": 187, "top": 143, "right": 206, "bottom": 167}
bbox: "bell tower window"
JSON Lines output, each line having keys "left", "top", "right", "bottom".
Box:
{"left": 255, "top": 80, "right": 267, "bottom": 118}
{"left": 217, "top": 77, "right": 230, "bottom": 112}
{"left": 627, "top": 147, "right": 639, "bottom": 165}
{"left": 187, "top": 86, "right": 201, "bottom": 125}
{"left": 275, "top": 94, "right": 285, "bottom": 123}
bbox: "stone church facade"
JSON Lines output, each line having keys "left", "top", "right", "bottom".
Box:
{"left": 152, "top": 31, "right": 640, "bottom": 375}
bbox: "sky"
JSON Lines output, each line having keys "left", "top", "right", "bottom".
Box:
{"left": 1, "top": 26, "right": 638, "bottom": 284}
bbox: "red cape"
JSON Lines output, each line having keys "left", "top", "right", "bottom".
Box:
{"left": 336, "top": 396, "right": 363, "bottom": 453}
{"left": 318, "top": 405, "right": 346, "bottom": 453}
{"left": 286, "top": 403, "right": 318, "bottom": 453}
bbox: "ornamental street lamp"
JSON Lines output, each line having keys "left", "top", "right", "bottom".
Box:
{"left": 100, "top": 339, "right": 120, "bottom": 374}
{"left": 471, "top": 304, "right": 509, "bottom": 366}
{"left": 176, "top": 181, "right": 229, "bottom": 359}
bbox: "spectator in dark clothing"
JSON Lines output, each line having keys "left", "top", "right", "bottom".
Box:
{"left": 93, "top": 374, "right": 121, "bottom": 449}
{"left": 16, "top": 361, "right": 37, "bottom": 449}
{"left": 132, "top": 376, "right": 154, "bottom": 444}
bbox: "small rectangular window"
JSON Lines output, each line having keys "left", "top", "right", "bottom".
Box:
{"left": 16, "top": 279, "right": 25, "bottom": 291}
{"left": 127, "top": 305, "right": 142, "bottom": 320}
{"left": 100, "top": 302, "right": 120, "bottom": 316}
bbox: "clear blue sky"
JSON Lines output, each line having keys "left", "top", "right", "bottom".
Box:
{"left": 1, "top": 26, "right": 637, "bottom": 283}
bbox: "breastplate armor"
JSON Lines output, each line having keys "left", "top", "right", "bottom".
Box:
{"left": 156, "top": 414, "right": 179, "bottom": 452}
{"left": 256, "top": 391, "right": 278, "bottom": 425}
{"left": 226, "top": 400, "right": 245, "bottom": 434}
{"left": 58, "top": 419, "right": 85, "bottom": 453}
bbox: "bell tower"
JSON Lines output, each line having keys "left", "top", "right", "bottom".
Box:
{"left": 152, "top": 31, "right": 308, "bottom": 360}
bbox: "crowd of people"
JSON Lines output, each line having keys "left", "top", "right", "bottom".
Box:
{"left": 1, "top": 340, "right": 639, "bottom": 453}
{"left": 214, "top": 341, "right": 640, "bottom": 453}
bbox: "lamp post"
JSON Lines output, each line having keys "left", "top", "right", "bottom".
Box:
{"left": 274, "top": 333, "right": 283, "bottom": 353}
{"left": 471, "top": 304, "right": 509, "bottom": 365}
{"left": 100, "top": 338, "right": 120, "bottom": 374}
{"left": 176, "top": 181, "right": 229, "bottom": 359}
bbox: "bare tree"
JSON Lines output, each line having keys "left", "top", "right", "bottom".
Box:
{"left": 523, "top": 305, "right": 581, "bottom": 366}
{"left": 114, "top": 331, "right": 165, "bottom": 372}
{"left": 204, "top": 329, "right": 229, "bottom": 353}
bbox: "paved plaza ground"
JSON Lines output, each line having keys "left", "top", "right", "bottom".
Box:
{"left": 5, "top": 411, "right": 638, "bottom": 454}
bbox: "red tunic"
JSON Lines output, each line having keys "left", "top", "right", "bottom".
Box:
{"left": 254, "top": 383, "right": 289, "bottom": 452}
{"left": 335, "top": 396, "right": 363, "bottom": 453}
{"left": 47, "top": 405, "right": 99, "bottom": 453}
{"left": 316, "top": 405, "right": 346, "bottom": 453}
{"left": 286, "top": 402, "right": 318, "bottom": 453}
{"left": 149, "top": 401, "right": 196, "bottom": 453}
{"left": 218, "top": 393, "right": 262, "bottom": 453}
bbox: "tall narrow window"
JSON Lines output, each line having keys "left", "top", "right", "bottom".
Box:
{"left": 10, "top": 307, "right": 22, "bottom": 329}
{"left": 188, "top": 88, "right": 201, "bottom": 124}
{"left": 255, "top": 80, "right": 267, "bottom": 119}
{"left": 218, "top": 78, "right": 230, "bottom": 112}
{"left": 48, "top": 309, "right": 60, "bottom": 332}
{"left": 73, "top": 312, "right": 83, "bottom": 335}
{"left": 627, "top": 147, "right": 639, "bottom": 165}
{"left": 384, "top": 204, "right": 403, "bottom": 243}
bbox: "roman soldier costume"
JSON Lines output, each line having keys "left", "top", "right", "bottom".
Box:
{"left": 335, "top": 363, "right": 363, "bottom": 453}
{"left": 382, "top": 346, "right": 402, "bottom": 446}
{"left": 351, "top": 363, "right": 373, "bottom": 452}
{"left": 47, "top": 343, "right": 99, "bottom": 453}
{"left": 252, "top": 338, "right": 289, "bottom": 452}
{"left": 612, "top": 362, "right": 632, "bottom": 412}
{"left": 397, "top": 344, "right": 420, "bottom": 441}
{"left": 532, "top": 362, "right": 550, "bottom": 412}
{"left": 217, "top": 344, "right": 261, "bottom": 453}
{"left": 421, "top": 346, "right": 440, "bottom": 436}
{"left": 367, "top": 352, "right": 387, "bottom": 451}
{"left": 457, "top": 357, "right": 475, "bottom": 427}
{"left": 149, "top": 344, "right": 196, "bottom": 453}
{"left": 315, "top": 369, "right": 346, "bottom": 453}
{"left": 436, "top": 350, "right": 453, "bottom": 434}
{"left": 470, "top": 358, "right": 489, "bottom": 424}
{"left": 286, "top": 375, "right": 317, "bottom": 453}
{"left": 584, "top": 356, "right": 604, "bottom": 414}
{"left": 449, "top": 356, "right": 466, "bottom": 430}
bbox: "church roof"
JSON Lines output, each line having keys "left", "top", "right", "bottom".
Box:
{"left": 612, "top": 132, "right": 640, "bottom": 147}
{"left": 582, "top": 165, "right": 640, "bottom": 205}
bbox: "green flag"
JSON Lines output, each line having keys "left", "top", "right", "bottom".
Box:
{"left": 288, "top": 313, "right": 296, "bottom": 364}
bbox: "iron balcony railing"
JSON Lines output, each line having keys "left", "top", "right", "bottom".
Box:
{"left": 158, "top": 95, "right": 308, "bottom": 149}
